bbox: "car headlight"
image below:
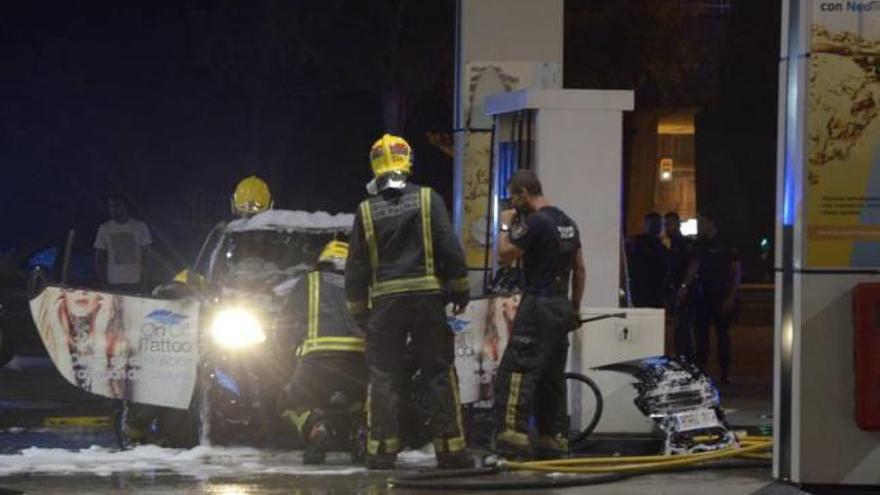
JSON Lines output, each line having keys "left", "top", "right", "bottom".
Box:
{"left": 210, "top": 308, "right": 266, "bottom": 349}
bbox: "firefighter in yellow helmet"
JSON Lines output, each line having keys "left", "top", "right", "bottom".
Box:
{"left": 345, "top": 134, "right": 472, "bottom": 470}
{"left": 278, "top": 240, "right": 367, "bottom": 464}
{"left": 232, "top": 175, "right": 273, "bottom": 218}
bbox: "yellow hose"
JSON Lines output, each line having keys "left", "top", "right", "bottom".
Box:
{"left": 501, "top": 436, "right": 773, "bottom": 475}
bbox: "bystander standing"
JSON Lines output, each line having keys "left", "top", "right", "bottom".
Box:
{"left": 627, "top": 212, "right": 668, "bottom": 308}
{"left": 94, "top": 194, "right": 152, "bottom": 294}
{"left": 677, "top": 210, "right": 741, "bottom": 385}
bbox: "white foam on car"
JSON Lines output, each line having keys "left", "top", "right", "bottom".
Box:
{"left": 225, "top": 210, "right": 354, "bottom": 234}
{"left": 0, "top": 445, "right": 437, "bottom": 478}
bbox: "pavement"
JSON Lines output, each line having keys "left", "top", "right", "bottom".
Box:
{"left": 0, "top": 469, "right": 775, "bottom": 495}
{"left": 0, "top": 353, "right": 790, "bottom": 495}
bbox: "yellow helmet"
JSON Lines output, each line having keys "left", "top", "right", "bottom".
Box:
{"left": 232, "top": 175, "right": 272, "bottom": 217}
{"left": 370, "top": 134, "right": 412, "bottom": 177}
{"left": 318, "top": 240, "right": 349, "bottom": 267}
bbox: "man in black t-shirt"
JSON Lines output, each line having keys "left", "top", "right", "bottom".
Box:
{"left": 493, "top": 170, "right": 586, "bottom": 460}
{"left": 676, "top": 211, "right": 741, "bottom": 384}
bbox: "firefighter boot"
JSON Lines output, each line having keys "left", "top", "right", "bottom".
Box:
{"left": 532, "top": 434, "right": 569, "bottom": 461}
{"left": 303, "top": 420, "right": 331, "bottom": 465}
{"left": 493, "top": 434, "right": 534, "bottom": 462}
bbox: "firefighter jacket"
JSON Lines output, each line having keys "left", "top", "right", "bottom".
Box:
{"left": 280, "top": 268, "right": 365, "bottom": 358}
{"left": 345, "top": 182, "right": 469, "bottom": 316}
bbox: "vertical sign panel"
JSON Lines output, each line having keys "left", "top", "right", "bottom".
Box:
{"left": 806, "top": 3, "right": 880, "bottom": 267}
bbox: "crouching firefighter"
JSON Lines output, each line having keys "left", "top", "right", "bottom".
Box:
{"left": 278, "top": 241, "right": 367, "bottom": 464}
{"left": 345, "top": 134, "right": 473, "bottom": 470}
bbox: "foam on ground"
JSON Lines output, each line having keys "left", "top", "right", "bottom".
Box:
{"left": 0, "top": 445, "right": 365, "bottom": 479}
{"left": 0, "top": 444, "right": 440, "bottom": 478}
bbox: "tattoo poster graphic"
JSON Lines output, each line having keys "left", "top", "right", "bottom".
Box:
{"left": 30, "top": 285, "right": 199, "bottom": 409}
{"left": 448, "top": 295, "right": 520, "bottom": 406}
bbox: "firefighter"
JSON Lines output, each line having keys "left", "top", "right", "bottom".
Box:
{"left": 345, "top": 134, "right": 472, "bottom": 470}
{"left": 493, "top": 169, "right": 586, "bottom": 460}
{"left": 209, "top": 174, "right": 274, "bottom": 280}
{"left": 231, "top": 175, "right": 273, "bottom": 218}
{"left": 278, "top": 240, "right": 367, "bottom": 464}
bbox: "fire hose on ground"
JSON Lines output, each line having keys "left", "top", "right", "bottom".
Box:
{"left": 389, "top": 434, "right": 773, "bottom": 490}
{"left": 389, "top": 312, "right": 776, "bottom": 489}
{"left": 377, "top": 308, "right": 767, "bottom": 491}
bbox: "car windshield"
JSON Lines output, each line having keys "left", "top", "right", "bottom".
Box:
{"left": 212, "top": 229, "right": 335, "bottom": 292}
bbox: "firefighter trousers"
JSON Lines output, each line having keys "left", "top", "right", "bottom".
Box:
{"left": 365, "top": 294, "right": 466, "bottom": 456}
{"left": 493, "top": 294, "right": 572, "bottom": 454}
{"left": 279, "top": 353, "right": 367, "bottom": 437}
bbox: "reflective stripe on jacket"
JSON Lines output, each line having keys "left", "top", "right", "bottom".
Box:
{"left": 345, "top": 183, "right": 468, "bottom": 312}
{"left": 281, "top": 269, "right": 365, "bottom": 357}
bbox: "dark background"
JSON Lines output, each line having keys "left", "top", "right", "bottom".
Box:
{"left": 1, "top": 0, "right": 780, "bottom": 280}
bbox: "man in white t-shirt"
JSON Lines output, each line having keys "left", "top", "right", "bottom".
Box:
{"left": 94, "top": 195, "right": 152, "bottom": 292}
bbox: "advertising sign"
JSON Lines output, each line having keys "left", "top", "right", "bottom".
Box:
{"left": 30, "top": 285, "right": 199, "bottom": 409}
{"left": 449, "top": 294, "right": 520, "bottom": 406}
{"left": 459, "top": 62, "right": 559, "bottom": 268}
{"left": 806, "top": 4, "right": 880, "bottom": 267}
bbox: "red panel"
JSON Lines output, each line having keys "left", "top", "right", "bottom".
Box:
{"left": 853, "top": 283, "right": 880, "bottom": 430}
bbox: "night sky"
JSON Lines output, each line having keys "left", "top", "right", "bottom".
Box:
{"left": 1, "top": 2, "right": 455, "bottom": 257}
{"left": 2, "top": 1, "right": 780, "bottom": 280}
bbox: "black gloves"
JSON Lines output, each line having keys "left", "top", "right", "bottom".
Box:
{"left": 450, "top": 290, "right": 469, "bottom": 314}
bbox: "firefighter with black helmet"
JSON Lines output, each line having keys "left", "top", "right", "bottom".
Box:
{"left": 278, "top": 240, "right": 367, "bottom": 464}
{"left": 345, "top": 134, "right": 473, "bottom": 470}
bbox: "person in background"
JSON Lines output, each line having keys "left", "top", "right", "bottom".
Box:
{"left": 627, "top": 212, "right": 668, "bottom": 308}
{"left": 664, "top": 212, "right": 695, "bottom": 362}
{"left": 94, "top": 194, "right": 154, "bottom": 448}
{"left": 94, "top": 194, "right": 152, "bottom": 294}
{"left": 677, "top": 210, "right": 741, "bottom": 385}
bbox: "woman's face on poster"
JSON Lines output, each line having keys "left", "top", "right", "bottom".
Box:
{"left": 64, "top": 289, "right": 101, "bottom": 318}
